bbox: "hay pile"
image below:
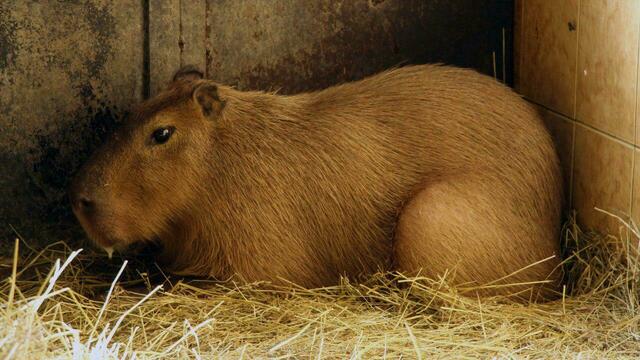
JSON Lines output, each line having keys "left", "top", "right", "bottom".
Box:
{"left": 1, "top": 213, "right": 639, "bottom": 359}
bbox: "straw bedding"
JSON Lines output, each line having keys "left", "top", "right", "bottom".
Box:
{"left": 1, "top": 212, "right": 639, "bottom": 359}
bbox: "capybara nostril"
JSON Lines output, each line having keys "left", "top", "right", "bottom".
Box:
{"left": 72, "top": 193, "right": 94, "bottom": 214}
{"left": 79, "top": 197, "right": 93, "bottom": 210}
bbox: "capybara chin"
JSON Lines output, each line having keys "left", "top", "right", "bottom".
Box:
{"left": 69, "top": 64, "right": 563, "bottom": 300}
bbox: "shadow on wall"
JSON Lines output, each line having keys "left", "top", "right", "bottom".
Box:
{"left": 0, "top": 0, "right": 513, "bottom": 252}
{"left": 0, "top": 1, "right": 143, "bottom": 251}
{"left": 27, "top": 106, "right": 123, "bottom": 231}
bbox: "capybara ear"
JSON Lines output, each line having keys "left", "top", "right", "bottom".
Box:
{"left": 172, "top": 65, "right": 204, "bottom": 83}
{"left": 193, "top": 82, "right": 225, "bottom": 119}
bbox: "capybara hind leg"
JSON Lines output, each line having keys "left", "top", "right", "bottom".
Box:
{"left": 393, "top": 177, "right": 561, "bottom": 300}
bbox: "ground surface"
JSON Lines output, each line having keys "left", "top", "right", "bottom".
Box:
{"left": 1, "top": 216, "right": 639, "bottom": 359}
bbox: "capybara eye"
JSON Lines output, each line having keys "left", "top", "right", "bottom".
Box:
{"left": 151, "top": 127, "right": 175, "bottom": 145}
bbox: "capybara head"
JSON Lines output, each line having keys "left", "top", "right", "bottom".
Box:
{"left": 69, "top": 67, "right": 224, "bottom": 253}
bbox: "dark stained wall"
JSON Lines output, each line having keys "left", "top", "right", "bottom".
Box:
{"left": 0, "top": 1, "right": 144, "bottom": 251}
{"left": 151, "top": 0, "right": 514, "bottom": 95}
{"left": 0, "top": 0, "right": 513, "bottom": 251}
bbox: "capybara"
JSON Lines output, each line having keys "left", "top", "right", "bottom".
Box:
{"left": 70, "top": 64, "right": 563, "bottom": 299}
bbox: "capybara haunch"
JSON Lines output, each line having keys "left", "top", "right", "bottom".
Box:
{"left": 70, "top": 64, "right": 563, "bottom": 299}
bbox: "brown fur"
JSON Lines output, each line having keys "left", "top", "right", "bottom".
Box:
{"left": 70, "top": 64, "right": 563, "bottom": 299}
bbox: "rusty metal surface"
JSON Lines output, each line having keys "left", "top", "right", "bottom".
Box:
{"left": 0, "top": 0, "right": 512, "bottom": 250}
{"left": 204, "top": 0, "right": 513, "bottom": 94}
{"left": 0, "top": 1, "right": 144, "bottom": 249}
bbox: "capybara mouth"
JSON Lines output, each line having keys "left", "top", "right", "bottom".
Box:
{"left": 87, "top": 232, "right": 122, "bottom": 255}
{"left": 75, "top": 213, "right": 165, "bottom": 259}
{"left": 72, "top": 206, "right": 147, "bottom": 254}
{"left": 74, "top": 218, "right": 130, "bottom": 256}
{"left": 88, "top": 232, "right": 160, "bottom": 259}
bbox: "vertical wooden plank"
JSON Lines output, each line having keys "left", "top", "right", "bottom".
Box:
{"left": 538, "top": 106, "right": 575, "bottom": 209}
{"left": 573, "top": 124, "right": 633, "bottom": 235}
{"left": 513, "top": 0, "right": 524, "bottom": 91}
{"left": 520, "top": 0, "right": 579, "bottom": 118}
{"left": 632, "top": 149, "right": 640, "bottom": 225}
{"left": 576, "top": 0, "right": 640, "bottom": 143}
{"left": 180, "top": 0, "right": 206, "bottom": 71}
{"left": 637, "top": 23, "right": 640, "bottom": 146}
{"left": 149, "top": 1, "right": 181, "bottom": 96}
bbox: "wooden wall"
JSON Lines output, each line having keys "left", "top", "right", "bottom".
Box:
{"left": 515, "top": 0, "right": 640, "bottom": 235}
{"left": 0, "top": 0, "right": 513, "bottom": 250}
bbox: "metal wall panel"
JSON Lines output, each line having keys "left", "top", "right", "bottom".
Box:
{"left": 0, "top": 0, "right": 512, "bottom": 249}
